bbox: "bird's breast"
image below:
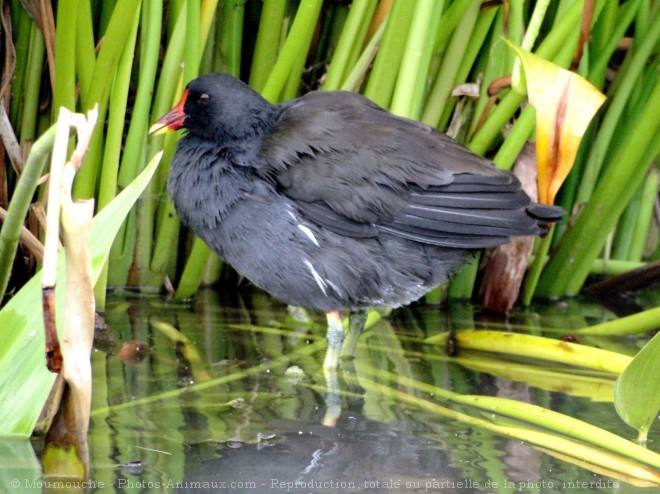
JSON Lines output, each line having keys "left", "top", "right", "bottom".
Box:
{"left": 167, "top": 144, "right": 255, "bottom": 232}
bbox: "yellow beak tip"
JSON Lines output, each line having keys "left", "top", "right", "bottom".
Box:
{"left": 148, "top": 122, "right": 169, "bottom": 136}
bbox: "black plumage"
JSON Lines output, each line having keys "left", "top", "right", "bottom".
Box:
{"left": 151, "top": 73, "right": 562, "bottom": 344}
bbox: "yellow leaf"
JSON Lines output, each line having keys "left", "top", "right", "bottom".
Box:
{"left": 507, "top": 42, "right": 606, "bottom": 204}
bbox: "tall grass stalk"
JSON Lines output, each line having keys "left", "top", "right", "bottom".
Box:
{"left": 75, "top": 0, "right": 96, "bottom": 103}
{"left": 249, "top": 0, "right": 288, "bottom": 92}
{"left": 261, "top": 0, "right": 324, "bottom": 102}
{"left": 421, "top": 0, "right": 479, "bottom": 128}
{"left": 73, "top": 0, "right": 143, "bottom": 200}
{"left": 323, "top": 0, "right": 377, "bottom": 91}
{"left": 363, "top": 0, "right": 415, "bottom": 108}
{"left": 0, "top": 126, "right": 56, "bottom": 302}
{"left": 51, "top": 0, "right": 77, "bottom": 119}
{"left": 390, "top": 0, "right": 442, "bottom": 118}
{"left": 93, "top": 17, "right": 140, "bottom": 306}
{"left": 18, "top": 25, "right": 44, "bottom": 147}
{"left": 9, "top": 9, "right": 32, "bottom": 127}
{"left": 575, "top": 11, "right": 660, "bottom": 206}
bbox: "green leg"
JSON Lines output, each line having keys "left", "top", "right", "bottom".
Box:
{"left": 323, "top": 310, "right": 344, "bottom": 370}
{"left": 323, "top": 310, "right": 344, "bottom": 426}
{"left": 340, "top": 310, "right": 367, "bottom": 360}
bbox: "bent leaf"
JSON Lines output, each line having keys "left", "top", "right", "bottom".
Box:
{"left": 0, "top": 151, "right": 162, "bottom": 438}
{"left": 359, "top": 377, "right": 660, "bottom": 484}
{"left": 614, "top": 331, "right": 660, "bottom": 442}
{"left": 426, "top": 330, "right": 632, "bottom": 374}
{"left": 508, "top": 42, "right": 606, "bottom": 205}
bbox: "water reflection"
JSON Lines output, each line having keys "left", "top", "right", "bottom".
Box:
{"left": 12, "top": 287, "right": 660, "bottom": 493}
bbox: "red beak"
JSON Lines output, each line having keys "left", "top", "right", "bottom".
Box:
{"left": 149, "top": 89, "right": 189, "bottom": 135}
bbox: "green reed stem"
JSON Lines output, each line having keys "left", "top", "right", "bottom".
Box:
{"left": 628, "top": 170, "right": 658, "bottom": 262}
{"left": 506, "top": 0, "right": 524, "bottom": 70}
{"left": 467, "top": 7, "right": 505, "bottom": 135}
{"left": 10, "top": 9, "right": 32, "bottom": 126}
{"left": 109, "top": 0, "right": 164, "bottom": 287}
{"left": 390, "top": 0, "right": 442, "bottom": 118}
{"left": 589, "top": 0, "right": 641, "bottom": 88}
{"left": 323, "top": 0, "right": 376, "bottom": 91}
{"left": 174, "top": 238, "right": 213, "bottom": 300}
{"left": 73, "top": 0, "right": 143, "bottom": 200}
{"left": 492, "top": 106, "right": 534, "bottom": 171}
{"left": 430, "top": 0, "right": 470, "bottom": 56}
{"left": 52, "top": 0, "right": 78, "bottom": 116}
{"left": 97, "top": 19, "right": 140, "bottom": 213}
{"left": 139, "top": 0, "right": 200, "bottom": 287}
{"left": 522, "top": 228, "right": 554, "bottom": 306}
{"left": 250, "top": 0, "right": 287, "bottom": 92}
{"left": 261, "top": 0, "right": 324, "bottom": 103}
{"left": 19, "top": 24, "right": 45, "bottom": 146}
{"left": 200, "top": 0, "right": 220, "bottom": 53}
{"left": 421, "top": 0, "right": 479, "bottom": 128}
{"left": 94, "top": 11, "right": 141, "bottom": 308}
{"left": 118, "top": 0, "right": 164, "bottom": 190}
{"left": 340, "top": 15, "right": 388, "bottom": 92}
{"left": 448, "top": 255, "right": 479, "bottom": 299}
{"left": 574, "top": 11, "right": 660, "bottom": 205}
{"left": 363, "top": 0, "right": 416, "bottom": 108}
{"left": 217, "top": 0, "right": 245, "bottom": 77}
{"left": 98, "top": 0, "right": 117, "bottom": 36}
{"left": 0, "top": 125, "right": 56, "bottom": 303}
{"left": 173, "top": 0, "right": 242, "bottom": 293}
{"left": 183, "top": 0, "right": 200, "bottom": 84}
{"left": 612, "top": 181, "right": 644, "bottom": 260}
{"left": 75, "top": 0, "right": 96, "bottom": 103}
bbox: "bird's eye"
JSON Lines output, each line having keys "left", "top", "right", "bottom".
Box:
{"left": 198, "top": 93, "right": 210, "bottom": 104}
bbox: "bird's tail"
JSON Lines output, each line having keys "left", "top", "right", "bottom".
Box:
{"left": 526, "top": 203, "right": 565, "bottom": 234}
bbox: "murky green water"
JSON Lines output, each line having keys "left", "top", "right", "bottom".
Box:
{"left": 6, "top": 287, "right": 660, "bottom": 493}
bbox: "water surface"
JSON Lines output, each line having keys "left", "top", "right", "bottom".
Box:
{"left": 13, "top": 287, "right": 660, "bottom": 493}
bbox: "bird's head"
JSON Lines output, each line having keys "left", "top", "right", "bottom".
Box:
{"left": 149, "top": 73, "right": 274, "bottom": 142}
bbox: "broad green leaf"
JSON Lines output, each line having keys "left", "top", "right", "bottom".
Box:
{"left": 614, "top": 331, "right": 660, "bottom": 441}
{"left": 0, "top": 152, "right": 162, "bottom": 438}
{"left": 507, "top": 42, "right": 606, "bottom": 205}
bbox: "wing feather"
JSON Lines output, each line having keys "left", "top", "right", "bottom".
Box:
{"left": 257, "top": 91, "right": 562, "bottom": 249}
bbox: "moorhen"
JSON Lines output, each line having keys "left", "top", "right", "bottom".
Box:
{"left": 150, "top": 73, "right": 562, "bottom": 369}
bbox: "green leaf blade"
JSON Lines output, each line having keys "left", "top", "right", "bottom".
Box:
{"left": 614, "top": 331, "right": 660, "bottom": 439}
{"left": 0, "top": 152, "right": 161, "bottom": 438}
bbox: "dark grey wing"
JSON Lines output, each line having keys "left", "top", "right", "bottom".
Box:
{"left": 376, "top": 176, "right": 562, "bottom": 248}
{"left": 258, "top": 91, "right": 563, "bottom": 249}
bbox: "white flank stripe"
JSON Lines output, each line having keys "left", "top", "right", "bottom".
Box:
{"left": 298, "top": 224, "right": 320, "bottom": 246}
{"left": 304, "top": 260, "right": 327, "bottom": 296}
